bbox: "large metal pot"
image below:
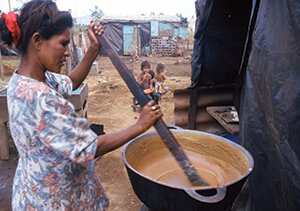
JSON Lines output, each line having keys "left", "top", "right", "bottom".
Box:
{"left": 122, "top": 129, "right": 254, "bottom": 211}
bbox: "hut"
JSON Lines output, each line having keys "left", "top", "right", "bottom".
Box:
{"left": 98, "top": 15, "right": 189, "bottom": 56}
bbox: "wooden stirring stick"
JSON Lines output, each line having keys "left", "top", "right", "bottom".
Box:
{"left": 94, "top": 32, "right": 208, "bottom": 187}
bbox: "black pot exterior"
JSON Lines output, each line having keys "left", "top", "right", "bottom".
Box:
{"left": 126, "top": 165, "right": 248, "bottom": 211}
{"left": 123, "top": 130, "right": 253, "bottom": 211}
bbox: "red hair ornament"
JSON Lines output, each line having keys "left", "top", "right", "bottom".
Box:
{"left": 1, "top": 11, "right": 21, "bottom": 46}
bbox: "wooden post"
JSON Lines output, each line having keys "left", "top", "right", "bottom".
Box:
{"left": 82, "top": 31, "right": 87, "bottom": 56}
{"left": 0, "top": 50, "right": 4, "bottom": 81}
{"left": 132, "top": 25, "right": 137, "bottom": 57}
{"left": 71, "top": 30, "right": 78, "bottom": 69}
{"left": 187, "top": 86, "right": 199, "bottom": 129}
{"left": 137, "top": 26, "right": 141, "bottom": 56}
{"left": 67, "top": 55, "right": 72, "bottom": 74}
{"left": 0, "top": 122, "right": 9, "bottom": 160}
{"left": 0, "top": 89, "right": 9, "bottom": 160}
{"left": 8, "top": 0, "right": 12, "bottom": 12}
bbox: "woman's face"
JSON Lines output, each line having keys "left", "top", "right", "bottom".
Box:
{"left": 39, "top": 28, "right": 71, "bottom": 73}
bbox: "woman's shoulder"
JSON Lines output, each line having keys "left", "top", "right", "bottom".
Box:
{"left": 7, "top": 74, "right": 55, "bottom": 123}
{"left": 45, "top": 71, "right": 72, "bottom": 98}
{"left": 46, "top": 71, "right": 72, "bottom": 85}
{"left": 9, "top": 80, "right": 51, "bottom": 106}
{"left": 8, "top": 72, "right": 52, "bottom": 97}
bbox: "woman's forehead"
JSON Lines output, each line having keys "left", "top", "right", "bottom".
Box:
{"left": 51, "top": 28, "right": 71, "bottom": 40}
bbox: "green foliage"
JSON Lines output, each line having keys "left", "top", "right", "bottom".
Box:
{"left": 90, "top": 5, "right": 104, "bottom": 19}
{"left": 176, "top": 13, "right": 183, "bottom": 18}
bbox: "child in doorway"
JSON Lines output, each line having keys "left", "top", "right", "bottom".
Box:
{"left": 155, "top": 63, "right": 168, "bottom": 97}
{"left": 137, "top": 60, "right": 159, "bottom": 103}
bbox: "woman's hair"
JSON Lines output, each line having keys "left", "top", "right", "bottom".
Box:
{"left": 0, "top": 0, "right": 73, "bottom": 53}
{"left": 141, "top": 60, "right": 151, "bottom": 71}
{"left": 156, "top": 63, "right": 165, "bottom": 74}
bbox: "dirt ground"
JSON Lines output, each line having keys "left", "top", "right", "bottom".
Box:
{"left": 0, "top": 54, "right": 192, "bottom": 210}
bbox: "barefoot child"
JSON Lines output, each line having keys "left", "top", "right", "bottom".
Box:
{"left": 137, "top": 60, "right": 159, "bottom": 103}
{"left": 155, "top": 63, "right": 168, "bottom": 97}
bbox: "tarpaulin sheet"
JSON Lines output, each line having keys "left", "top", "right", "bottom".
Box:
{"left": 139, "top": 23, "right": 151, "bottom": 49}
{"left": 99, "top": 23, "right": 123, "bottom": 55}
{"left": 99, "top": 22, "right": 150, "bottom": 56}
{"left": 236, "top": 0, "right": 300, "bottom": 210}
{"left": 191, "top": 0, "right": 251, "bottom": 86}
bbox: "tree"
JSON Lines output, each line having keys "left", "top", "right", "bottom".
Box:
{"left": 90, "top": 5, "right": 104, "bottom": 19}
{"left": 176, "top": 13, "right": 183, "bottom": 18}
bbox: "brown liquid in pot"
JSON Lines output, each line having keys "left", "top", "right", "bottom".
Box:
{"left": 135, "top": 148, "right": 241, "bottom": 188}
{"left": 126, "top": 135, "right": 249, "bottom": 189}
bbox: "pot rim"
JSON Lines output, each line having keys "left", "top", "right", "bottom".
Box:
{"left": 122, "top": 129, "right": 254, "bottom": 191}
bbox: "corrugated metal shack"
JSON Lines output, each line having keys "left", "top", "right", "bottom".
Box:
{"left": 98, "top": 15, "right": 189, "bottom": 56}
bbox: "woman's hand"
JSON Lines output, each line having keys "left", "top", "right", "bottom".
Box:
{"left": 87, "top": 20, "right": 104, "bottom": 51}
{"left": 136, "top": 100, "right": 163, "bottom": 131}
{"left": 69, "top": 20, "right": 104, "bottom": 90}
{"left": 95, "top": 100, "right": 163, "bottom": 157}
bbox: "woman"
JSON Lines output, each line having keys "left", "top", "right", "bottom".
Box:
{"left": 0, "top": 0, "right": 162, "bottom": 210}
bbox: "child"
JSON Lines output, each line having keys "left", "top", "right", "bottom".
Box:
{"left": 155, "top": 63, "right": 168, "bottom": 96}
{"left": 137, "top": 60, "right": 159, "bottom": 103}
{"left": 155, "top": 63, "right": 166, "bottom": 83}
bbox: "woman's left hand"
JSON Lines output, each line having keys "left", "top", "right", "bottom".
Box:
{"left": 87, "top": 20, "right": 104, "bottom": 51}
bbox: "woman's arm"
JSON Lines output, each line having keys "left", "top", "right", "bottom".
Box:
{"left": 68, "top": 20, "right": 104, "bottom": 90}
{"left": 95, "top": 100, "right": 162, "bottom": 157}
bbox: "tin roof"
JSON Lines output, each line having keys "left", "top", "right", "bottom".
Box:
{"left": 99, "top": 15, "right": 181, "bottom": 23}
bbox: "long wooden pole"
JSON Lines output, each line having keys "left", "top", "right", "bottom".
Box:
{"left": 95, "top": 33, "right": 208, "bottom": 187}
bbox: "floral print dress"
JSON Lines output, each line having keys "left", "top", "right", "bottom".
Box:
{"left": 7, "top": 71, "right": 109, "bottom": 210}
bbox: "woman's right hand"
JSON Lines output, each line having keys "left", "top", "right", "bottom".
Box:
{"left": 137, "top": 100, "right": 163, "bottom": 131}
